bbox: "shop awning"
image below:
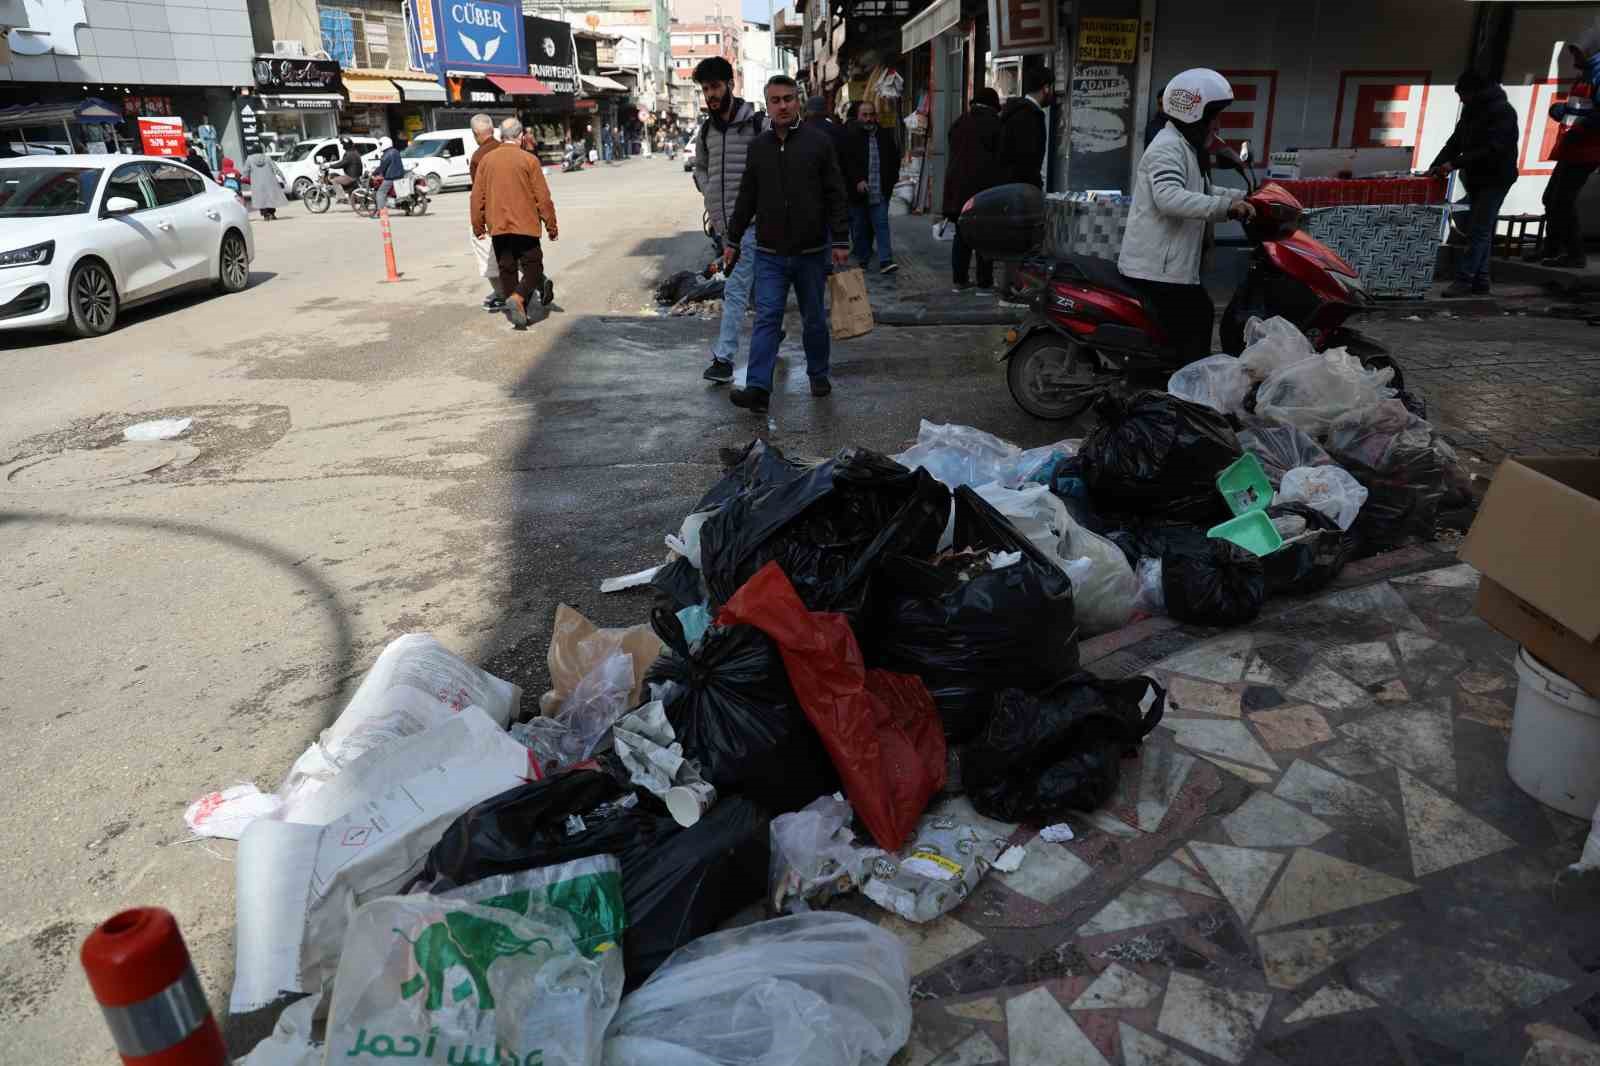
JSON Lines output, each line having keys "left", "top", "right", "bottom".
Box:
{"left": 901, "top": 0, "right": 959, "bottom": 52}
{"left": 259, "top": 94, "right": 344, "bottom": 111}
{"left": 396, "top": 79, "right": 446, "bottom": 102}
{"left": 580, "top": 73, "right": 629, "bottom": 94}
{"left": 0, "top": 97, "right": 123, "bottom": 129}
{"left": 343, "top": 71, "right": 402, "bottom": 104}
{"left": 488, "top": 74, "right": 556, "bottom": 96}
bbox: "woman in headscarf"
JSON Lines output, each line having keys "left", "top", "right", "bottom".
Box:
{"left": 244, "top": 148, "right": 288, "bottom": 221}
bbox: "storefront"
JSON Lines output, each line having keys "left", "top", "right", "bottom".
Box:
{"left": 0, "top": 97, "right": 130, "bottom": 155}
{"left": 249, "top": 57, "right": 347, "bottom": 152}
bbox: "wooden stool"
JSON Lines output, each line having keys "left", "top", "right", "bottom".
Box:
{"left": 1496, "top": 214, "right": 1546, "bottom": 259}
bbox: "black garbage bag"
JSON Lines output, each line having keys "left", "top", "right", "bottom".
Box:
{"left": 697, "top": 446, "right": 950, "bottom": 616}
{"left": 650, "top": 556, "right": 707, "bottom": 615}
{"left": 1081, "top": 390, "right": 1242, "bottom": 524}
{"left": 642, "top": 606, "right": 839, "bottom": 814}
{"left": 696, "top": 439, "right": 806, "bottom": 513}
{"left": 415, "top": 769, "right": 770, "bottom": 989}
{"left": 654, "top": 270, "right": 699, "bottom": 304}
{"left": 1158, "top": 525, "right": 1266, "bottom": 626}
{"left": 1325, "top": 400, "right": 1445, "bottom": 551}
{"left": 870, "top": 487, "right": 1078, "bottom": 741}
{"left": 964, "top": 674, "right": 1166, "bottom": 822}
{"left": 1262, "top": 502, "right": 1352, "bottom": 596}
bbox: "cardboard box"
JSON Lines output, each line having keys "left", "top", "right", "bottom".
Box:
{"left": 1460, "top": 457, "right": 1600, "bottom": 696}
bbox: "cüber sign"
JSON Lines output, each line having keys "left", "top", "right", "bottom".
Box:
{"left": 436, "top": 0, "right": 526, "bottom": 75}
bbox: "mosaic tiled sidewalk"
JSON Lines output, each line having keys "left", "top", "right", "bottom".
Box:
{"left": 853, "top": 558, "right": 1600, "bottom": 1066}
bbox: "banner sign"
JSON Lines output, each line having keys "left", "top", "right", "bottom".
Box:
{"left": 137, "top": 115, "right": 185, "bottom": 156}
{"left": 438, "top": 0, "right": 526, "bottom": 75}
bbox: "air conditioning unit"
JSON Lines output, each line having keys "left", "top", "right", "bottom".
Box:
{"left": 273, "top": 39, "right": 306, "bottom": 56}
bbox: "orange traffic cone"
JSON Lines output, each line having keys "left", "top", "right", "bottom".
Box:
{"left": 81, "top": 908, "right": 228, "bottom": 1066}
{"left": 379, "top": 207, "right": 403, "bottom": 282}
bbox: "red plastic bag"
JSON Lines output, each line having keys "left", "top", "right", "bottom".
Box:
{"left": 719, "top": 562, "right": 947, "bottom": 851}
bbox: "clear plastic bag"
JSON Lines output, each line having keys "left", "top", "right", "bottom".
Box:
{"left": 1255, "top": 349, "right": 1396, "bottom": 439}
{"left": 1134, "top": 557, "right": 1165, "bottom": 614}
{"left": 1237, "top": 419, "right": 1333, "bottom": 486}
{"left": 893, "top": 420, "right": 1021, "bottom": 489}
{"left": 769, "top": 796, "right": 885, "bottom": 914}
{"left": 541, "top": 605, "right": 663, "bottom": 715}
{"left": 514, "top": 651, "right": 636, "bottom": 777}
{"left": 1166, "top": 354, "right": 1250, "bottom": 415}
{"left": 602, "top": 913, "right": 911, "bottom": 1066}
{"left": 1239, "top": 315, "right": 1316, "bottom": 381}
{"left": 326, "top": 895, "right": 621, "bottom": 1066}
{"left": 1278, "top": 464, "right": 1368, "bottom": 531}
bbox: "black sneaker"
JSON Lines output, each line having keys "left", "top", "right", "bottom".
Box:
{"left": 810, "top": 376, "right": 832, "bottom": 397}
{"left": 952, "top": 282, "right": 973, "bottom": 293}
{"left": 880, "top": 261, "right": 899, "bottom": 275}
{"left": 703, "top": 360, "right": 734, "bottom": 383}
{"left": 483, "top": 296, "right": 506, "bottom": 312}
{"left": 540, "top": 278, "right": 555, "bottom": 307}
{"left": 730, "top": 386, "right": 770, "bottom": 413}
{"left": 1440, "top": 281, "right": 1473, "bottom": 298}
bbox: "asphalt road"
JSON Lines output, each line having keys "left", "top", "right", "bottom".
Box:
{"left": 3, "top": 156, "right": 1596, "bottom": 1061}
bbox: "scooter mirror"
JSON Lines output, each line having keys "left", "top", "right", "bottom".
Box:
{"left": 1239, "top": 140, "right": 1251, "bottom": 164}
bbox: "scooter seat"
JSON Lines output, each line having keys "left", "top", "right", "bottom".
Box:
{"left": 1052, "top": 254, "right": 1148, "bottom": 303}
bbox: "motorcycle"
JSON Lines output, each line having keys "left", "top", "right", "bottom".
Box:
{"left": 351, "top": 170, "right": 430, "bottom": 217}
{"left": 561, "top": 146, "right": 585, "bottom": 173}
{"left": 963, "top": 142, "right": 1393, "bottom": 421}
{"left": 302, "top": 165, "right": 354, "bottom": 213}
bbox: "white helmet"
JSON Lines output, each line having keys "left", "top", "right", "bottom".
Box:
{"left": 1163, "top": 69, "right": 1233, "bottom": 124}
{"left": 378, "top": 136, "right": 393, "bottom": 151}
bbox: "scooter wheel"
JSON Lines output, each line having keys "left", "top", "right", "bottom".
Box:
{"left": 412, "top": 197, "right": 428, "bottom": 216}
{"left": 1007, "top": 334, "right": 1107, "bottom": 422}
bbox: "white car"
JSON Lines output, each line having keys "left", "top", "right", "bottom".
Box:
{"left": 0, "top": 155, "right": 255, "bottom": 337}
{"left": 276, "top": 136, "right": 380, "bottom": 200}
{"left": 401, "top": 130, "right": 476, "bottom": 194}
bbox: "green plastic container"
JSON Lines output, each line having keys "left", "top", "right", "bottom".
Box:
{"left": 1207, "top": 511, "right": 1284, "bottom": 557}
{"left": 1216, "top": 453, "right": 1274, "bottom": 517}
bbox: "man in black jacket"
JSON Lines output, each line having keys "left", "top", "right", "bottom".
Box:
{"left": 944, "top": 87, "right": 1004, "bottom": 290}
{"left": 724, "top": 74, "right": 851, "bottom": 414}
{"left": 998, "top": 66, "right": 1053, "bottom": 186}
{"left": 840, "top": 100, "right": 902, "bottom": 273}
{"left": 1429, "top": 70, "right": 1520, "bottom": 296}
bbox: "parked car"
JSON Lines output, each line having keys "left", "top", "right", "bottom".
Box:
{"left": 0, "top": 154, "right": 255, "bottom": 337}
{"left": 401, "top": 129, "right": 476, "bottom": 194}
{"left": 276, "top": 136, "right": 380, "bottom": 200}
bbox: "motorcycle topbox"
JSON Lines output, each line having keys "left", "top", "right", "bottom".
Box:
{"left": 957, "top": 183, "right": 1045, "bottom": 261}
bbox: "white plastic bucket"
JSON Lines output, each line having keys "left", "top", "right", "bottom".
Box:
{"left": 1508, "top": 647, "right": 1600, "bottom": 817}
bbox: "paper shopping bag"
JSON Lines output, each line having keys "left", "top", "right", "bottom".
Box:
{"left": 828, "top": 268, "right": 874, "bottom": 340}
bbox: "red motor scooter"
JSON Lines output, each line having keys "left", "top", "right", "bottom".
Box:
{"left": 962, "top": 146, "right": 1394, "bottom": 421}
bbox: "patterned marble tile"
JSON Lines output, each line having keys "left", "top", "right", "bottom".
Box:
{"left": 1288, "top": 661, "right": 1373, "bottom": 711}
{"left": 1156, "top": 972, "right": 1273, "bottom": 1064}
{"left": 1396, "top": 631, "right": 1458, "bottom": 664}
{"left": 1153, "top": 634, "right": 1255, "bottom": 684}
{"left": 1142, "top": 856, "right": 1220, "bottom": 899}
{"left": 1002, "top": 834, "right": 1095, "bottom": 905}
{"left": 1006, "top": 986, "right": 1110, "bottom": 1066}
{"left": 1352, "top": 945, "right": 1573, "bottom": 1035}
{"left": 1257, "top": 922, "right": 1403, "bottom": 989}
{"left": 1392, "top": 563, "right": 1480, "bottom": 588}
{"left": 1162, "top": 719, "right": 1278, "bottom": 772}
{"left": 1458, "top": 690, "right": 1514, "bottom": 733}
{"left": 1339, "top": 698, "right": 1458, "bottom": 792}
{"left": 1252, "top": 848, "right": 1416, "bottom": 932}
{"left": 1397, "top": 768, "right": 1518, "bottom": 877}
{"left": 1458, "top": 668, "right": 1510, "bottom": 694}
{"left": 1275, "top": 759, "right": 1398, "bottom": 823}
{"left": 1163, "top": 674, "right": 1243, "bottom": 717}
{"left": 1119, "top": 1023, "right": 1207, "bottom": 1066}
{"left": 1070, "top": 962, "right": 1164, "bottom": 1010}
{"left": 1197, "top": 754, "right": 1277, "bottom": 786}
{"left": 1313, "top": 740, "right": 1391, "bottom": 778}
{"left": 877, "top": 914, "right": 986, "bottom": 975}
{"left": 1188, "top": 842, "right": 1285, "bottom": 927}
{"left": 1372, "top": 678, "right": 1411, "bottom": 704}
{"left": 1319, "top": 582, "right": 1430, "bottom": 632}
{"left": 1085, "top": 810, "right": 1142, "bottom": 838}
{"left": 929, "top": 794, "right": 1022, "bottom": 843}
{"left": 1135, "top": 746, "right": 1196, "bottom": 832}
{"left": 1321, "top": 641, "right": 1401, "bottom": 685}
{"left": 1283, "top": 982, "right": 1380, "bottom": 1023}
{"left": 1250, "top": 704, "right": 1334, "bottom": 750}
{"left": 946, "top": 996, "right": 1005, "bottom": 1023}
{"left": 928, "top": 1031, "right": 1006, "bottom": 1066}
{"left": 1079, "top": 884, "right": 1192, "bottom": 936}
{"left": 1521, "top": 1024, "right": 1600, "bottom": 1066}
{"left": 1223, "top": 790, "right": 1334, "bottom": 848}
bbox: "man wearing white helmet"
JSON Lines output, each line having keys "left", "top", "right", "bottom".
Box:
{"left": 373, "top": 136, "right": 406, "bottom": 216}
{"left": 1118, "top": 68, "right": 1254, "bottom": 363}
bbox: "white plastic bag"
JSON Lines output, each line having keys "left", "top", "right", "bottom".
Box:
{"left": 514, "top": 651, "right": 635, "bottom": 777}
{"left": 1134, "top": 557, "right": 1165, "bottom": 614}
{"left": 1255, "top": 348, "right": 1395, "bottom": 439}
{"left": 193, "top": 635, "right": 522, "bottom": 841}
{"left": 769, "top": 796, "right": 885, "bottom": 914}
{"left": 602, "top": 913, "right": 911, "bottom": 1066}
{"left": 1166, "top": 354, "right": 1250, "bottom": 415}
{"left": 894, "top": 420, "right": 1021, "bottom": 489}
{"left": 1279, "top": 464, "right": 1368, "bottom": 531}
{"left": 326, "top": 895, "right": 621, "bottom": 1066}
{"left": 1239, "top": 315, "right": 1316, "bottom": 381}
{"left": 1237, "top": 420, "right": 1332, "bottom": 485}
{"left": 1578, "top": 799, "right": 1600, "bottom": 871}
{"left": 665, "top": 509, "right": 717, "bottom": 569}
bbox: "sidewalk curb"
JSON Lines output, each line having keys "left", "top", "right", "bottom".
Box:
{"left": 875, "top": 303, "right": 1020, "bottom": 326}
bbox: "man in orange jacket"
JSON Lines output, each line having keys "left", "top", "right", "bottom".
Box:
{"left": 1542, "top": 22, "right": 1600, "bottom": 268}
{"left": 472, "top": 117, "right": 559, "bottom": 327}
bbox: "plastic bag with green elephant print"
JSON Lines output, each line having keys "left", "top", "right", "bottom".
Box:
{"left": 326, "top": 892, "right": 623, "bottom": 1066}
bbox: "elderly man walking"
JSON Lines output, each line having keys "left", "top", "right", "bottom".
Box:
{"left": 467, "top": 113, "right": 507, "bottom": 312}
{"left": 472, "top": 117, "right": 559, "bottom": 328}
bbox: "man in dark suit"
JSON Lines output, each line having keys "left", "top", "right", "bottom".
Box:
{"left": 998, "top": 66, "right": 1054, "bottom": 186}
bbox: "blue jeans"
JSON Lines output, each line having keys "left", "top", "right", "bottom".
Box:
{"left": 747, "top": 249, "right": 830, "bottom": 391}
{"left": 849, "top": 200, "right": 893, "bottom": 265}
{"left": 1458, "top": 182, "right": 1510, "bottom": 286}
{"left": 712, "top": 227, "right": 758, "bottom": 365}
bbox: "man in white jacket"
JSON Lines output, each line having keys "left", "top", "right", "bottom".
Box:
{"left": 1118, "top": 69, "right": 1255, "bottom": 364}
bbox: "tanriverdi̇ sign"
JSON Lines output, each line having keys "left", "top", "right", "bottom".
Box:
{"left": 524, "top": 15, "right": 577, "bottom": 106}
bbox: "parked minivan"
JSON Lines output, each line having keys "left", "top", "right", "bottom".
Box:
{"left": 277, "top": 136, "right": 380, "bottom": 200}
{"left": 401, "top": 129, "right": 477, "bottom": 194}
